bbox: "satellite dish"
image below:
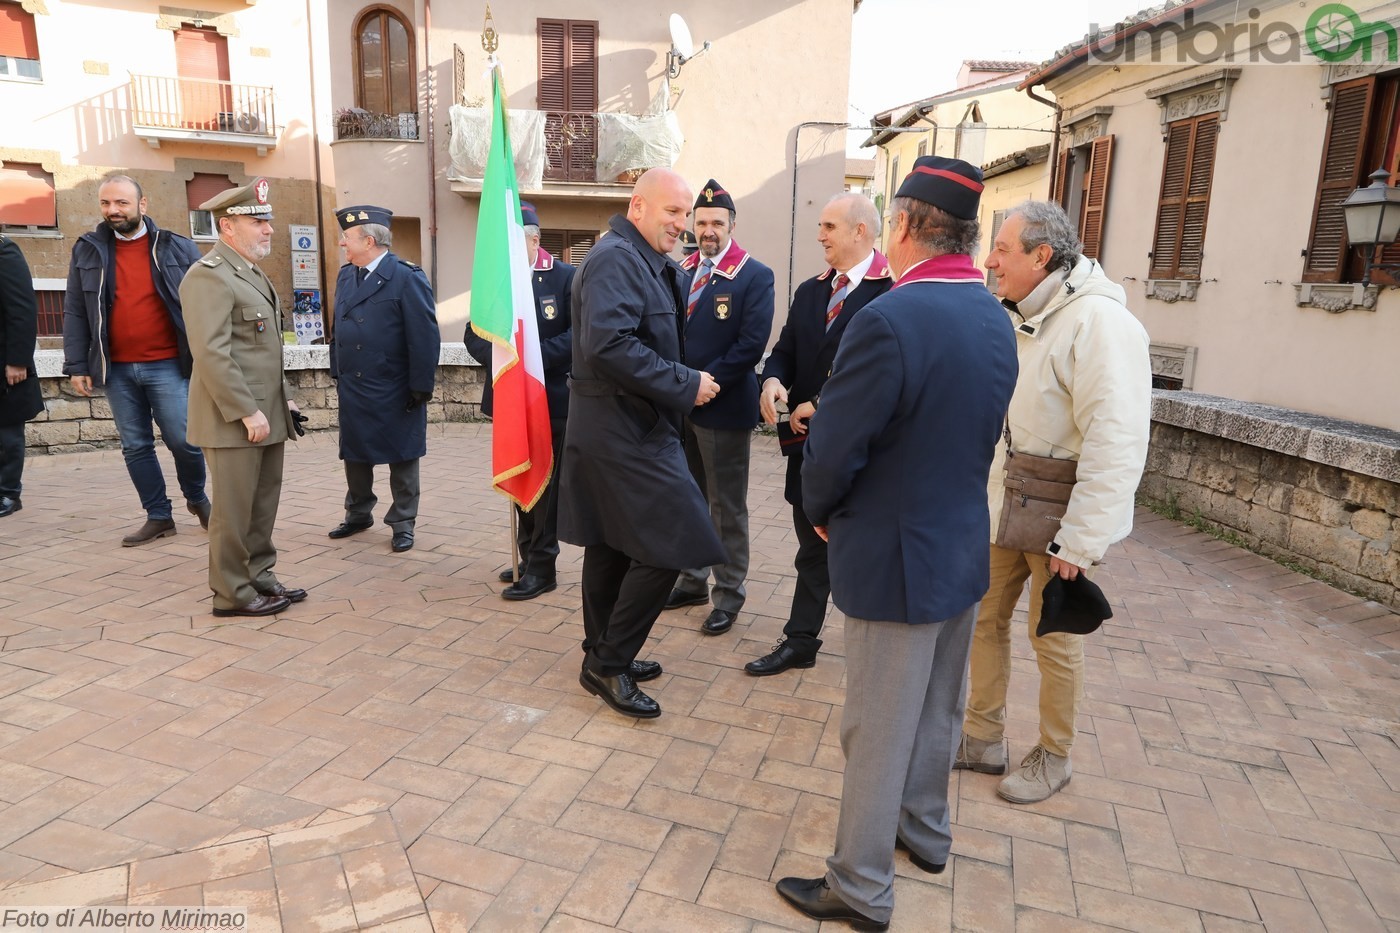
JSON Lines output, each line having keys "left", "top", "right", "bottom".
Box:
{"left": 666, "top": 13, "right": 710, "bottom": 79}
{"left": 669, "top": 14, "right": 695, "bottom": 59}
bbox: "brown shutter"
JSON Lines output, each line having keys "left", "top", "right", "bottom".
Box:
{"left": 568, "top": 21, "right": 598, "bottom": 180}
{"left": 563, "top": 230, "right": 598, "bottom": 265}
{"left": 539, "top": 20, "right": 598, "bottom": 182}
{"left": 187, "top": 173, "right": 234, "bottom": 210}
{"left": 1176, "top": 115, "right": 1217, "bottom": 278}
{"left": 1051, "top": 147, "right": 1070, "bottom": 208}
{"left": 1079, "top": 135, "right": 1113, "bottom": 260}
{"left": 1303, "top": 79, "right": 1375, "bottom": 282}
{"left": 0, "top": 162, "right": 56, "bottom": 227}
{"left": 537, "top": 20, "right": 567, "bottom": 111}
{"left": 0, "top": 3, "right": 39, "bottom": 59}
{"left": 174, "top": 26, "right": 229, "bottom": 81}
{"left": 453, "top": 42, "right": 465, "bottom": 106}
{"left": 539, "top": 228, "right": 566, "bottom": 259}
{"left": 986, "top": 209, "right": 1005, "bottom": 288}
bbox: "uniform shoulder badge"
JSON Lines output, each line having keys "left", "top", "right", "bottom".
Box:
{"left": 199, "top": 254, "right": 225, "bottom": 268}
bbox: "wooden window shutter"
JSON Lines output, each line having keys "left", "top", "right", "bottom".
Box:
{"left": 567, "top": 22, "right": 598, "bottom": 111}
{"left": 0, "top": 3, "right": 39, "bottom": 58}
{"left": 1151, "top": 115, "right": 1218, "bottom": 280}
{"left": 187, "top": 173, "right": 234, "bottom": 211}
{"left": 1303, "top": 78, "right": 1375, "bottom": 282}
{"left": 1079, "top": 135, "right": 1113, "bottom": 260}
{"left": 0, "top": 162, "right": 56, "bottom": 227}
{"left": 539, "top": 229, "right": 566, "bottom": 259}
{"left": 986, "top": 209, "right": 1006, "bottom": 288}
{"left": 537, "top": 20, "right": 568, "bottom": 111}
{"left": 564, "top": 230, "right": 598, "bottom": 265}
{"left": 1177, "top": 116, "right": 1218, "bottom": 278}
{"left": 1051, "top": 148, "right": 1070, "bottom": 209}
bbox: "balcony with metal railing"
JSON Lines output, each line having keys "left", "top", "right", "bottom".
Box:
{"left": 129, "top": 75, "right": 280, "bottom": 155}
{"left": 334, "top": 109, "right": 420, "bottom": 141}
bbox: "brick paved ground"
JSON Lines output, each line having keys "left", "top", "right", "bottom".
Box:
{"left": 0, "top": 424, "right": 1396, "bottom": 931}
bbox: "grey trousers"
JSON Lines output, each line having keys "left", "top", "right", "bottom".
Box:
{"left": 825, "top": 604, "right": 979, "bottom": 922}
{"left": 344, "top": 458, "right": 419, "bottom": 532}
{"left": 676, "top": 420, "right": 751, "bottom": 613}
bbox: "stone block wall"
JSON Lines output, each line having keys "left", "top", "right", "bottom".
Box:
{"left": 25, "top": 344, "right": 489, "bottom": 455}
{"left": 1140, "top": 392, "right": 1399, "bottom": 610}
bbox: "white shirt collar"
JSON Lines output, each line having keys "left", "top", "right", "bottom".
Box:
{"left": 835, "top": 249, "right": 876, "bottom": 291}
{"left": 363, "top": 250, "right": 388, "bottom": 275}
{"left": 113, "top": 222, "right": 148, "bottom": 242}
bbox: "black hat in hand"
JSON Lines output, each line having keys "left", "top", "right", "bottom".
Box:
{"left": 1037, "top": 575, "right": 1112, "bottom": 637}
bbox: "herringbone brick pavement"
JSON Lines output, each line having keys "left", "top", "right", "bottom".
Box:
{"left": 0, "top": 424, "right": 1395, "bottom": 931}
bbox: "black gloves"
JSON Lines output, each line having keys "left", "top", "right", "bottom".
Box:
{"left": 290, "top": 410, "right": 309, "bottom": 436}
{"left": 406, "top": 390, "right": 433, "bottom": 411}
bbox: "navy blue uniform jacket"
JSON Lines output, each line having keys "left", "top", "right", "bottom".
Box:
{"left": 679, "top": 239, "right": 774, "bottom": 430}
{"left": 802, "top": 255, "right": 1018, "bottom": 624}
{"left": 558, "top": 215, "right": 725, "bottom": 570}
{"left": 759, "top": 253, "right": 892, "bottom": 506}
{"left": 329, "top": 252, "right": 441, "bottom": 464}
{"left": 464, "top": 248, "right": 574, "bottom": 427}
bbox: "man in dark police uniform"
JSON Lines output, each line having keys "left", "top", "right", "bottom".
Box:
{"left": 559, "top": 168, "right": 725, "bottom": 719}
{"left": 664, "top": 179, "right": 775, "bottom": 635}
{"left": 327, "top": 205, "right": 440, "bottom": 553}
{"left": 464, "top": 201, "right": 574, "bottom": 600}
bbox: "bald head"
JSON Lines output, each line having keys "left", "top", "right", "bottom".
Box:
{"left": 818, "top": 193, "right": 879, "bottom": 272}
{"left": 628, "top": 169, "right": 693, "bottom": 254}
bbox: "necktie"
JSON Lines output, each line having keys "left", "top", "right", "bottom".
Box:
{"left": 825, "top": 273, "right": 850, "bottom": 330}
{"left": 356, "top": 266, "right": 369, "bottom": 286}
{"left": 686, "top": 260, "right": 713, "bottom": 319}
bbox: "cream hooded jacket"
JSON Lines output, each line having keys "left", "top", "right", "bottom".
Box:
{"left": 987, "top": 255, "right": 1152, "bottom": 568}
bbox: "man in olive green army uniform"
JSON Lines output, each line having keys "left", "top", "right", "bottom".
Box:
{"left": 180, "top": 178, "right": 306, "bottom": 617}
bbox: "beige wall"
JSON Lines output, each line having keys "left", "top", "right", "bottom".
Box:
{"left": 324, "top": 0, "right": 854, "bottom": 336}
{"left": 1, "top": 0, "right": 331, "bottom": 311}
{"left": 1046, "top": 17, "right": 1400, "bottom": 430}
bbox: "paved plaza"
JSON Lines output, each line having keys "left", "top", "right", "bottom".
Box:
{"left": 0, "top": 424, "right": 1396, "bottom": 931}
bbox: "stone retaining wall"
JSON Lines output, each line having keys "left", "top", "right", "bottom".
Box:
{"left": 25, "top": 343, "right": 489, "bottom": 455}
{"left": 1140, "top": 391, "right": 1400, "bottom": 610}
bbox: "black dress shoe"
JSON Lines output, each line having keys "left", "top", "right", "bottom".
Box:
{"left": 502, "top": 573, "right": 556, "bottom": 601}
{"left": 0, "top": 496, "right": 21, "bottom": 517}
{"left": 745, "top": 639, "right": 817, "bottom": 676}
{"left": 212, "top": 594, "right": 291, "bottom": 618}
{"left": 257, "top": 582, "right": 308, "bottom": 603}
{"left": 391, "top": 530, "right": 414, "bottom": 552}
{"left": 630, "top": 659, "right": 662, "bottom": 682}
{"left": 579, "top": 668, "right": 661, "bottom": 718}
{"left": 187, "top": 498, "right": 211, "bottom": 530}
{"left": 701, "top": 609, "right": 736, "bottom": 635}
{"left": 328, "top": 519, "right": 373, "bottom": 539}
{"left": 775, "top": 876, "right": 888, "bottom": 931}
{"left": 663, "top": 588, "right": 708, "bottom": 610}
{"left": 895, "top": 836, "right": 947, "bottom": 874}
{"left": 497, "top": 563, "right": 526, "bottom": 583}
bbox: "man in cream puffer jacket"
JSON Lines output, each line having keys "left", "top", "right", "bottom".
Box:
{"left": 956, "top": 200, "right": 1151, "bottom": 804}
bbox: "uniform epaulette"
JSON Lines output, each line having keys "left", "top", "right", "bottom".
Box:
{"left": 199, "top": 254, "right": 225, "bottom": 268}
{"left": 399, "top": 259, "right": 420, "bottom": 269}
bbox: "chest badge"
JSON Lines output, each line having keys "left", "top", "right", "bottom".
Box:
{"left": 714, "top": 294, "right": 732, "bottom": 320}
{"left": 256, "top": 320, "right": 266, "bottom": 333}
{"left": 541, "top": 295, "right": 558, "bottom": 320}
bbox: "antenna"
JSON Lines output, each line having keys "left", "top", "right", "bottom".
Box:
{"left": 666, "top": 14, "right": 711, "bottom": 79}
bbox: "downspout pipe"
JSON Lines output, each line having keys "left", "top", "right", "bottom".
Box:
{"left": 424, "top": 0, "right": 439, "bottom": 299}
{"left": 303, "top": 0, "right": 328, "bottom": 329}
{"left": 1024, "top": 83, "right": 1062, "bottom": 197}
{"left": 789, "top": 121, "right": 847, "bottom": 303}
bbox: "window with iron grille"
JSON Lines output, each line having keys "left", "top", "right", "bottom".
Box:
{"left": 1149, "top": 114, "right": 1218, "bottom": 281}
{"left": 1303, "top": 74, "right": 1400, "bottom": 285}
{"left": 32, "top": 280, "right": 64, "bottom": 338}
{"left": 538, "top": 19, "right": 598, "bottom": 182}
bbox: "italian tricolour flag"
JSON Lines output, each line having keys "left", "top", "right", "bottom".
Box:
{"left": 470, "top": 62, "right": 554, "bottom": 510}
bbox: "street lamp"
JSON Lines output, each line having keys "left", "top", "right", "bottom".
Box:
{"left": 1340, "top": 167, "right": 1400, "bottom": 286}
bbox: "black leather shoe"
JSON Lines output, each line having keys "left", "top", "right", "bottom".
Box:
{"left": 187, "top": 498, "right": 211, "bottom": 530}
{"left": 328, "top": 519, "right": 373, "bottom": 539}
{"left": 212, "top": 594, "right": 291, "bottom": 618}
{"left": 0, "top": 496, "right": 20, "bottom": 517}
{"left": 895, "top": 836, "right": 947, "bottom": 874}
{"left": 391, "top": 530, "right": 414, "bottom": 552}
{"left": 664, "top": 588, "right": 708, "bottom": 610}
{"left": 630, "top": 659, "right": 662, "bottom": 682}
{"left": 257, "top": 582, "right": 308, "bottom": 604}
{"left": 701, "top": 609, "right": 736, "bottom": 635}
{"left": 745, "top": 639, "right": 817, "bottom": 676}
{"left": 502, "top": 573, "right": 556, "bottom": 601}
{"left": 775, "top": 876, "right": 888, "bottom": 930}
{"left": 579, "top": 668, "right": 660, "bottom": 718}
{"left": 497, "top": 564, "right": 526, "bottom": 583}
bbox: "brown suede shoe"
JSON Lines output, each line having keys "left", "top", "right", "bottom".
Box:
{"left": 122, "top": 518, "right": 176, "bottom": 547}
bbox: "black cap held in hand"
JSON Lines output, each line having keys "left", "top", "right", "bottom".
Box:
{"left": 1037, "top": 575, "right": 1113, "bottom": 637}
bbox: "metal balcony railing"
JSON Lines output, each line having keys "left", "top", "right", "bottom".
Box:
{"left": 334, "top": 109, "right": 420, "bottom": 141}
{"left": 130, "top": 75, "right": 277, "bottom": 136}
{"left": 544, "top": 111, "right": 599, "bottom": 183}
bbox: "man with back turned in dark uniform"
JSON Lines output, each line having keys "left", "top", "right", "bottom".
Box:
{"left": 465, "top": 201, "right": 574, "bottom": 600}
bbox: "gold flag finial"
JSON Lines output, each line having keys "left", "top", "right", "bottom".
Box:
{"left": 482, "top": 4, "right": 498, "bottom": 54}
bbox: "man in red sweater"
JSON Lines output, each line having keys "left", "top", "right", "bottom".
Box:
{"left": 64, "top": 175, "right": 208, "bottom": 545}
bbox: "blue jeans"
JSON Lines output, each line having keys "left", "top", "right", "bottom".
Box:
{"left": 105, "top": 360, "right": 207, "bottom": 520}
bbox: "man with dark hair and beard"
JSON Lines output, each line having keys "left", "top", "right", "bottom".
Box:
{"left": 64, "top": 174, "right": 209, "bottom": 546}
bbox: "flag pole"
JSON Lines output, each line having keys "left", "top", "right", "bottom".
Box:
{"left": 508, "top": 505, "right": 518, "bottom": 584}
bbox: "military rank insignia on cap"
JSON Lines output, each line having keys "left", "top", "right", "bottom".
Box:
{"left": 199, "top": 177, "right": 274, "bottom": 218}
{"left": 694, "top": 179, "right": 736, "bottom": 213}
{"left": 336, "top": 205, "right": 394, "bottom": 229}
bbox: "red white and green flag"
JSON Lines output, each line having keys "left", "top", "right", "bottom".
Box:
{"left": 470, "top": 62, "right": 554, "bottom": 510}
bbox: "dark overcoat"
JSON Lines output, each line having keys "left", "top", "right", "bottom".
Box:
{"left": 0, "top": 236, "right": 42, "bottom": 426}
{"left": 801, "top": 255, "right": 1019, "bottom": 624}
{"left": 679, "top": 239, "right": 775, "bottom": 430}
{"left": 329, "top": 252, "right": 440, "bottom": 464}
{"left": 464, "top": 248, "right": 574, "bottom": 426}
{"left": 759, "top": 253, "right": 892, "bottom": 505}
{"left": 558, "top": 215, "right": 725, "bottom": 570}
